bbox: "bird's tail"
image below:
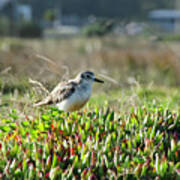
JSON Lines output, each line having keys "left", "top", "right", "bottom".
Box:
{"left": 33, "top": 97, "right": 51, "bottom": 107}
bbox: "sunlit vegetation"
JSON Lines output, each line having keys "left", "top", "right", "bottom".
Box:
{"left": 0, "top": 104, "right": 179, "bottom": 179}
{"left": 0, "top": 37, "right": 180, "bottom": 179}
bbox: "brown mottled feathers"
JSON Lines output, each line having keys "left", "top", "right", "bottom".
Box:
{"left": 34, "top": 81, "right": 77, "bottom": 107}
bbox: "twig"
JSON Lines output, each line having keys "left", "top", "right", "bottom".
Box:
{"left": 35, "top": 54, "right": 70, "bottom": 78}
{"left": 98, "top": 73, "right": 121, "bottom": 86}
{"left": 0, "top": 67, "right": 12, "bottom": 75}
{"left": 35, "top": 54, "right": 57, "bottom": 66}
{"left": 29, "top": 78, "right": 49, "bottom": 95}
{"left": 61, "top": 65, "right": 70, "bottom": 81}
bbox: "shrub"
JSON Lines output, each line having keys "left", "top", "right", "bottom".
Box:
{"left": 18, "top": 21, "right": 43, "bottom": 38}
{"left": 82, "top": 20, "right": 114, "bottom": 37}
{"left": 0, "top": 77, "right": 30, "bottom": 94}
{"left": 158, "top": 34, "right": 180, "bottom": 41}
{"left": 0, "top": 16, "right": 11, "bottom": 36}
{"left": 44, "top": 9, "right": 57, "bottom": 22}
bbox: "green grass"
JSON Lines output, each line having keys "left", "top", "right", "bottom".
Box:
{"left": 89, "top": 86, "right": 180, "bottom": 112}
{"left": 158, "top": 34, "right": 180, "bottom": 42}
{"left": 0, "top": 86, "right": 180, "bottom": 179}
{"left": 1, "top": 35, "right": 180, "bottom": 179}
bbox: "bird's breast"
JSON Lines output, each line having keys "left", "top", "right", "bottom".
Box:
{"left": 56, "top": 86, "right": 92, "bottom": 112}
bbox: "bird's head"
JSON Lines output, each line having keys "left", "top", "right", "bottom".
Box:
{"left": 77, "top": 71, "right": 104, "bottom": 85}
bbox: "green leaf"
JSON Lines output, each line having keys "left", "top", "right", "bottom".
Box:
{"left": 10, "top": 123, "right": 16, "bottom": 129}
{"left": 38, "top": 123, "right": 44, "bottom": 131}
{"left": 141, "top": 164, "right": 147, "bottom": 176}
{"left": 0, "top": 125, "right": 10, "bottom": 132}
{"left": 52, "top": 153, "right": 57, "bottom": 168}
{"left": 42, "top": 114, "right": 50, "bottom": 121}
{"left": 22, "top": 121, "right": 29, "bottom": 127}
{"left": 133, "top": 157, "right": 144, "bottom": 164}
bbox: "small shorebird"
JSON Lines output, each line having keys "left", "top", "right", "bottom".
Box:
{"left": 34, "top": 71, "right": 104, "bottom": 112}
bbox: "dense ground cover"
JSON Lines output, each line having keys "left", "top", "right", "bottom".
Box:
{"left": 0, "top": 37, "right": 180, "bottom": 179}
{"left": 0, "top": 88, "right": 180, "bottom": 179}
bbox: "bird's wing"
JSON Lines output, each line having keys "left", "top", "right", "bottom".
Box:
{"left": 50, "top": 81, "right": 77, "bottom": 103}
{"left": 34, "top": 81, "right": 77, "bottom": 107}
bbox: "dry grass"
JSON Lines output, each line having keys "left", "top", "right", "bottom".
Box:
{"left": 0, "top": 36, "right": 180, "bottom": 91}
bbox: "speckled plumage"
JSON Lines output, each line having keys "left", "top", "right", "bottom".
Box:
{"left": 34, "top": 71, "right": 104, "bottom": 112}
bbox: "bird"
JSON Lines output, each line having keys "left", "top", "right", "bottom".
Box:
{"left": 34, "top": 71, "right": 104, "bottom": 112}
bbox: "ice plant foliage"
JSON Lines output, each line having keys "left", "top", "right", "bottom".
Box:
{"left": 0, "top": 106, "right": 180, "bottom": 179}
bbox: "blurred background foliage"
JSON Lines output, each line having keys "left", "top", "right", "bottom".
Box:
{"left": 0, "top": 36, "right": 180, "bottom": 94}
{"left": 0, "top": 0, "right": 176, "bottom": 37}
{"left": 19, "top": 0, "right": 174, "bottom": 19}
{"left": 0, "top": 0, "right": 180, "bottom": 94}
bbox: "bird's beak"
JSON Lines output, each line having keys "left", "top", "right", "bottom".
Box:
{"left": 94, "top": 77, "right": 104, "bottom": 83}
